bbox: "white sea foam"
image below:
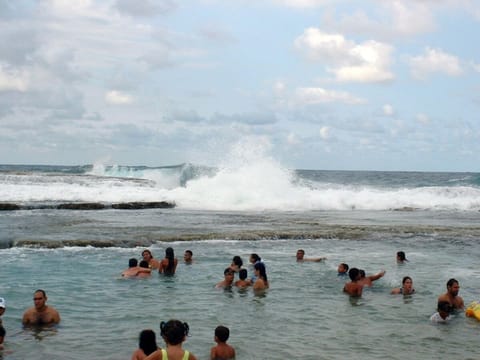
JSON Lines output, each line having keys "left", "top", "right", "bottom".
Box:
{"left": 1, "top": 139, "right": 480, "bottom": 211}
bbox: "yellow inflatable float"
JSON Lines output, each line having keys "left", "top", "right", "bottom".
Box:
{"left": 465, "top": 301, "right": 480, "bottom": 320}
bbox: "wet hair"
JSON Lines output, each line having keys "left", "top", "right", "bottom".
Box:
{"left": 165, "top": 247, "right": 175, "bottom": 273}
{"left": 0, "top": 324, "right": 6, "bottom": 337}
{"left": 215, "top": 325, "right": 230, "bottom": 342}
{"left": 129, "top": 258, "right": 138, "bottom": 267}
{"left": 297, "top": 249, "right": 305, "bottom": 255}
{"left": 185, "top": 250, "right": 193, "bottom": 256}
{"left": 160, "top": 320, "right": 190, "bottom": 345}
{"left": 239, "top": 269, "right": 248, "bottom": 280}
{"left": 359, "top": 269, "right": 366, "bottom": 278}
{"left": 250, "top": 253, "right": 261, "bottom": 262}
{"left": 446, "top": 278, "right": 458, "bottom": 288}
{"left": 138, "top": 329, "right": 158, "bottom": 356}
{"left": 34, "top": 289, "right": 47, "bottom": 298}
{"left": 340, "top": 263, "right": 349, "bottom": 272}
{"left": 254, "top": 262, "right": 268, "bottom": 282}
{"left": 232, "top": 256, "right": 243, "bottom": 268}
{"left": 438, "top": 300, "right": 452, "bottom": 314}
{"left": 348, "top": 268, "right": 360, "bottom": 281}
{"left": 402, "top": 276, "right": 412, "bottom": 285}
{"left": 224, "top": 267, "right": 234, "bottom": 275}
{"left": 139, "top": 260, "right": 149, "bottom": 268}
{"left": 397, "top": 251, "right": 407, "bottom": 261}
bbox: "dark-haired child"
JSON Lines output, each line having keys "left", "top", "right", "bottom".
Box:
{"left": 210, "top": 325, "right": 235, "bottom": 360}
{"left": 144, "top": 319, "right": 197, "bottom": 360}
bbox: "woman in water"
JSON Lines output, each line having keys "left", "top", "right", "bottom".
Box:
{"left": 159, "top": 247, "right": 178, "bottom": 275}
{"left": 391, "top": 276, "right": 415, "bottom": 295}
{"left": 253, "top": 262, "right": 269, "bottom": 290}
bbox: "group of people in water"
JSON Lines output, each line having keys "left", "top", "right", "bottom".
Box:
{"left": 0, "top": 248, "right": 469, "bottom": 357}
{"left": 340, "top": 250, "right": 465, "bottom": 323}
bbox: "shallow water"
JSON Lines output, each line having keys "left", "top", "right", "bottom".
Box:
{"left": 1, "top": 234, "right": 480, "bottom": 360}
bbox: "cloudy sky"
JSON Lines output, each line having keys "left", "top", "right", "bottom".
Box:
{"left": 1, "top": 0, "right": 479, "bottom": 171}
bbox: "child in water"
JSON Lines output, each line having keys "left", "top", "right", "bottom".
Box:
{"left": 210, "top": 325, "right": 236, "bottom": 360}
{"left": 144, "top": 319, "right": 197, "bottom": 360}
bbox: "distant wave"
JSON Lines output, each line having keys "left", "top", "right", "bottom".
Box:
{"left": 1, "top": 160, "right": 480, "bottom": 212}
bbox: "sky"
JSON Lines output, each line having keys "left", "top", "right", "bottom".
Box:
{"left": 1, "top": 0, "right": 480, "bottom": 171}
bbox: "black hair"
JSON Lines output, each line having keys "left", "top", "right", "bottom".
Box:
{"left": 397, "top": 251, "right": 406, "bottom": 261}
{"left": 0, "top": 324, "right": 6, "bottom": 337}
{"left": 160, "top": 320, "right": 190, "bottom": 345}
{"left": 34, "top": 289, "right": 46, "bottom": 297}
{"left": 340, "top": 263, "right": 349, "bottom": 271}
{"left": 232, "top": 256, "right": 243, "bottom": 268}
{"left": 185, "top": 250, "right": 193, "bottom": 256}
{"left": 215, "top": 325, "right": 230, "bottom": 342}
{"left": 254, "top": 262, "right": 267, "bottom": 282}
{"left": 139, "top": 260, "right": 149, "bottom": 268}
{"left": 438, "top": 300, "right": 453, "bottom": 313}
{"left": 402, "top": 276, "right": 412, "bottom": 285}
{"left": 139, "top": 329, "right": 158, "bottom": 356}
{"left": 165, "top": 247, "right": 175, "bottom": 273}
{"left": 359, "top": 269, "right": 366, "bottom": 278}
{"left": 129, "top": 258, "right": 138, "bottom": 267}
{"left": 447, "top": 278, "right": 458, "bottom": 288}
{"left": 250, "top": 253, "right": 261, "bottom": 262}
{"left": 348, "top": 268, "right": 360, "bottom": 281}
{"left": 239, "top": 269, "right": 248, "bottom": 280}
{"left": 224, "top": 267, "right": 234, "bottom": 275}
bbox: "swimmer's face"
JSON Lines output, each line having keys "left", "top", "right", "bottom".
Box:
{"left": 0, "top": 308, "right": 5, "bottom": 316}
{"left": 296, "top": 251, "right": 304, "bottom": 260}
{"left": 184, "top": 252, "right": 192, "bottom": 262}
{"left": 33, "top": 292, "right": 46, "bottom": 310}
{"left": 338, "top": 264, "right": 346, "bottom": 273}
{"left": 403, "top": 278, "right": 413, "bottom": 291}
{"left": 448, "top": 283, "right": 460, "bottom": 296}
{"left": 142, "top": 251, "right": 152, "bottom": 261}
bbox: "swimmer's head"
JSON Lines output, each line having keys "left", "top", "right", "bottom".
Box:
{"left": 160, "top": 319, "right": 190, "bottom": 345}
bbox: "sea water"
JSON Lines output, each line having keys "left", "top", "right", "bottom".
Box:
{"left": 1, "top": 158, "right": 480, "bottom": 359}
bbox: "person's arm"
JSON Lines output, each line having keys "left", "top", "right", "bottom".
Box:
{"left": 22, "top": 310, "right": 31, "bottom": 325}
{"left": 189, "top": 351, "right": 197, "bottom": 360}
{"left": 144, "top": 349, "right": 162, "bottom": 360}
{"left": 390, "top": 287, "right": 401, "bottom": 295}
{"left": 210, "top": 346, "right": 216, "bottom": 360}
{"left": 53, "top": 308, "right": 61, "bottom": 323}
{"left": 368, "top": 270, "right": 386, "bottom": 281}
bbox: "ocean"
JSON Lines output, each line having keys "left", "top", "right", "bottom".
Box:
{"left": 1, "top": 160, "right": 480, "bottom": 359}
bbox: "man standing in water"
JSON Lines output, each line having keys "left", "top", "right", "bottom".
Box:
{"left": 22, "top": 289, "right": 61, "bottom": 326}
{"left": 296, "top": 249, "right": 326, "bottom": 262}
{"left": 438, "top": 278, "right": 464, "bottom": 311}
{"left": 343, "top": 268, "right": 364, "bottom": 297}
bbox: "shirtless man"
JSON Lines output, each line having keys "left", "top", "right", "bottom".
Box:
{"left": 343, "top": 268, "right": 364, "bottom": 297}
{"left": 184, "top": 250, "right": 193, "bottom": 264}
{"left": 438, "top": 278, "right": 464, "bottom": 311}
{"left": 296, "top": 249, "right": 326, "bottom": 262}
{"left": 122, "top": 258, "right": 151, "bottom": 278}
{"left": 358, "top": 269, "right": 386, "bottom": 287}
{"left": 215, "top": 268, "right": 235, "bottom": 288}
{"left": 22, "top": 289, "right": 60, "bottom": 326}
{"left": 142, "top": 249, "right": 160, "bottom": 270}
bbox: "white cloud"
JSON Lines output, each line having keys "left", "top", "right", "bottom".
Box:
{"left": 319, "top": 126, "right": 330, "bottom": 139}
{"left": 383, "top": 104, "right": 394, "bottom": 116}
{"left": 105, "top": 90, "right": 134, "bottom": 105}
{"left": 408, "top": 47, "right": 463, "bottom": 79}
{"left": 287, "top": 132, "right": 299, "bottom": 145}
{"left": 0, "top": 65, "right": 29, "bottom": 92}
{"left": 272, "top": 0, "right": 332, "bottom": 8}
{"left": 295, "top": 28, "right": 394, "bottom": 83}
{"left": 416, "top": 113, "right": 430, "bottom": 125}
{"left": 295, "top": 87, "right": 366, "bottom": 105}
